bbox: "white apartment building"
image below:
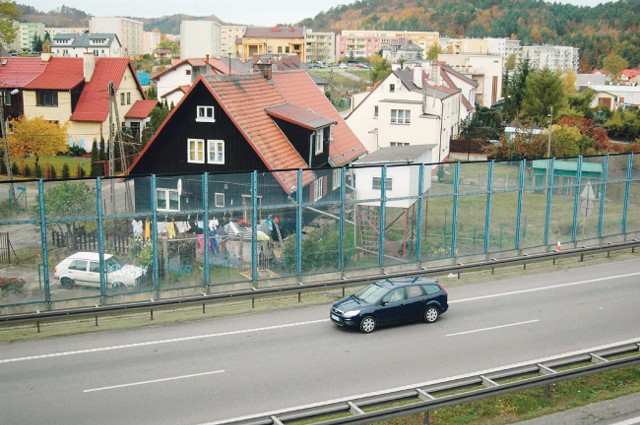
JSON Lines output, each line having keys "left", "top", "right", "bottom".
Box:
{"left": 438, "top": 53, "right": 504, "bottom": 108}
{"left": 180, "top": 20, "right": 221, "bottom": 59}
{"left": 90, "top": 17, "right": 144, "bottom": 58}
{"left": 518, "top": 45, "right": 580, "bottom": 72}
{"left": 337, "top": 30, "right": 439, "bottom": 61}
{"left": 221, "top": 25, "right": 246, "bottom": 58}
{"left": 439, "top": 37, "right": 521, "bottom": 62}
{"left": 304, "top": 29, "right": 335, "bottom": 64}
{"left": 11, "top": 22, "right": 45, "bottom": 52}
{"left": 143, "top": 29, "right": 162, "bottom": 56}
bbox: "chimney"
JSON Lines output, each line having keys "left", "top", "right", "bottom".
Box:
{"left": 413, "top": 66, "right": 423, "bottom": 89}
{"left": 205, "top": 54, "right": 210, "bottom": 75}
{"left": 40, "top": 52, "right": 52, "bottom": 62}
{"left": 83, "top": 51, "right": 95, "bottom": 82}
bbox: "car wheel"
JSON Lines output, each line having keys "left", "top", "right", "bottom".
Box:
{"left": 60, "top": 277, "right": 74, "bottom": 289}
{"left": 111, "top": 281, "right": 127, "bottom": 290}
{"left": 424, "top": 306, "right": 439, "bottom": 323}
{"left": 360, "top": 316, "right": 376, "bottom": 333}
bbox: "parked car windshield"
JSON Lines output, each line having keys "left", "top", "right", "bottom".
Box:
{"left": 105, "top": 256, "right": 123, "bottom": 272}
{"left": 353, "top": 282, "right": 389, "bottom": 304}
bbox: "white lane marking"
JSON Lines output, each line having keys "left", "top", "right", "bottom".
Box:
{"left": 450, "top": 272, "right": 640, "bottom": 304}
{"left": 0, "top": 319, "right": 329, "bottom": 364}
{"left": 611, "top": 416, "right": 640, "bottom": 425}
{"left": 446, "top": 320, "right": 539, "bottom": 337}
{"left": 201, "top": 337, "right": 640, "bottom": 425}
{"left": 84, "top": 369, "right": 225, "bottom": 393}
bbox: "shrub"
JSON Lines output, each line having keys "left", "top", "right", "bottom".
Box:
{"left": 0, "top": 277, "right": 26, "bottom": 293}
{"left": 61, "top": 163, "right": 70, "bottom": 179}
{"left": 34, "top": 163, "right": 43, "bottom": 178}
{"left": 23, "top": 164, "right": 32, "bottom": 177}
{"left": 11, "top": 162, "right": 19, "bottom": 176}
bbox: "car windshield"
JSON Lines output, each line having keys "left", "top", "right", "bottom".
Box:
{"left": 105, "top": 256, "right": 123, "bottom": 272}
{"left": 353, "top": 282, "right": 389, "bottom": 304}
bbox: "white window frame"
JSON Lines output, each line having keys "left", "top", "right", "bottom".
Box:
{"left": 315, "top": 129, "right": 324, "bottom": 154}
{"left": 157, "top": 188, "right": 180, "bottom": 212}
{"left": 207, "top": 139, "right": 225, "bottom": 164}
{"left": 332, "top": 169, "right": 341, "bottom": 190}
{"left": 313, "top": 178, "right": 323, "bottom": 202}
{"left": 214, "top": 192, "right": 225, "bottom": 208}
{"left": 390, "top": 109, "right": 411, "bottom": 124}
{"left": 187, "top": 138, "right": 205, "bottom": 163}
{"left": 196, "top": 105, "right": 215, "bottom": 122}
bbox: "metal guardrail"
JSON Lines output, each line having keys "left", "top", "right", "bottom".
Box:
{"left": 208, "top": 340, "right": 640, "bottom": 425}
{"left": 0, "top": 239, "right": 638, "bottom": 327}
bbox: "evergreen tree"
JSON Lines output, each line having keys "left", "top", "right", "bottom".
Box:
{"left": 61, "top": 163, "right": 71, "bottom": 179}
{"left": 90, "top": 141, "right": 99, "bottom": 177}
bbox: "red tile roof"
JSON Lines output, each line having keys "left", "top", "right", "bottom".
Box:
{"left": 24, "top": 57, "right": 84, "bottom": 90}
{"left": 265, "top": 103, "right": 336, "bottom": 130}
{"left": 271, "top": 70, "right": 367, "bottom": 166}
{"left": 125, "top": 100, "right": 159, "bottom": 119}
{"left": 0, "top": 56, "right": 48, "bottom": 87}
{"left": 203, "top": 74, "right": 314, "bottom": 193}
{"left": 71, "top": 58, "right": 143, "bottom": 122}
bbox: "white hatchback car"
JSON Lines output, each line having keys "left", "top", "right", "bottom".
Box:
{"left": 54, "top": 252, "right": 147, "bottom": 289}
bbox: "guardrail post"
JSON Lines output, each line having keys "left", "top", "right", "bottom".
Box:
{"left": 424, "top": 410, "right": 430, "bottom": 425}
{"left": 621, "top": 153, "right": 632, "bottom": 238}
{"left": 416, "top": 163, "right": 425, "bottom": 263}
{"left": 597, "top": 155, "right": 609, "bottom": 241}
{"left": 37, "top": 179, "right": 51, "bottom": 305}
{"left": 296, "top": 169, "right": 303, "bottom": 277}
{"left": 450, "top": 162, "right": 460, "bottom": 258}
{"left": 150, "top": 175, "right": 159, "bottom": 292}
{"left": 514, "top": 160, "right": 525, "bottom": 251}
{"left": 339, "top": 167, "right": 346, "bottom": 273}
{"left": 251, "top": 171, "right": 258, "bottom": 284}
{"left": 571, "top": 156, "right": 583, "bottom": 244}
{"left": 544, "top": 158, "right": 555, "bottom": 248}
{"left": 484, "top": 160, "right": 494, "bottom": 255}
{"left": 96, "top": 177, "right": 107, "bottom": 300}
{"left": 378, "top": 165, "right": 387, "bottom": 268}
{"left": 202, "top": 173, "right": 210, "bottom": 288}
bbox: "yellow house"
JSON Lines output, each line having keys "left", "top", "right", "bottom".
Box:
{"left": 23, "top": 53, "right": 146, "bottom": 152}
{"left": 237, "top": 26, "right": 305, "bottom": 61}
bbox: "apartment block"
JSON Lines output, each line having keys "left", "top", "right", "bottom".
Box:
{"left": 304, "top": 29, "right": 335, "bottom": 64}
{"left": 518, "top": 45, "right": 580, "bottom": 72}
{"left": 89, "top": 17, "right": 144, "bottom": 58}
{"left": 181, "top": 20, "right": 222, "bottom": 59}
{"left": 336, "top": 30, "right": 439, "bottom": 61}
{"left": 11, "top": 22, "right": 46, "bottom": 52}
{"left": 221, "top": 25, "right": 246, "bottom": 58}
{"left": 238, "top": 26, "right": 305, "bottom": 61}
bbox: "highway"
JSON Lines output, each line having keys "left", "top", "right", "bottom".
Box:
{"left": 1, "top": 259, "right": 639, "bottom": 425}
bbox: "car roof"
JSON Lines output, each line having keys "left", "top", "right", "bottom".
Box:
{"left": 68, "top": 252, "right": 113, "bottom": 261}
{"left": 376, "top": 277, "right": 438, "bottom": 288}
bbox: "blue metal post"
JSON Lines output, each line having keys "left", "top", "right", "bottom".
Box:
{"left": 571, "top": 156, "right": 583, "bottom": 243}
{"left": 415, "top": 164, "right": 425, "bottom": 262}
{"left": 202, "top": 173, "right": 210, "bottom": 286}
{"left": 150, "top": 175, "right": 159, "bottom": 290}
{"left": 597, "top": 155, "right": 609, "bottom": 239}
{"left": 378, "top": 165, "right": 387, "bottom": 267}
{"left": 514, "top": 160, "right": 525, "bottom": 250}
{"left": 450, "top": 162, "right": 460, "bottom": 257}
{"left": 251, "top": 171, "right": 258, "bottom": 282}
{"left": 37, "top": 179, "right": 51, "bottom": 304}
{"left": 96, "top": 178, "right": 106, "bottom": 298}
{"left": 621, "top": 153, "right": 633, "bottom": 237}
{"left": 296, "top": 170, "right": 303, "bottom": 276}
{"left": 338, "top": 167, "right": 345, "bottom": 272}
{"left": 483, "top": 161, "right": 494, "bottom": 254}
{"left": 543, "top": 158, "right": 555, "bottom": 247}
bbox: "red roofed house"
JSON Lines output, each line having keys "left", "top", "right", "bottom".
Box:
{"left": 126, "top": 70, "right": 366, "bottom": 231}
{"left": 0, "top": 55, "right": 49, "bottom": 120}
{"left": 619, "top": 69, "right": 640, "bottom": 85}
{"left": 22, "top": 52, "right": 148, "bottom": 152}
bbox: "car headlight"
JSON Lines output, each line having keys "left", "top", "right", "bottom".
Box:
{"left": 342, "top": 310, "right": 360, "bottom": 318}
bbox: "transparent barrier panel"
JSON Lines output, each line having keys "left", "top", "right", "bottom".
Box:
{"left": 456, "top": 194, "right": 487, "bottom": 257}
{"left": 488, "top": 191, "right": 518, "bottom": 253}
{"left": 423, "top": 195, "right": 454, "bottom": 260}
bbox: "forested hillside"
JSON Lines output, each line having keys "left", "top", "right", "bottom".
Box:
{"left": 16, "top": 0, "right": 639, "bottom": 71}
{"left": 300, "top": 0, "right": 640, "bottom": 71}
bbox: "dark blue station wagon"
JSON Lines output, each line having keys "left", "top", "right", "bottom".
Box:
{"left": 330, "top": 277, "right": 448, "bottom": 333}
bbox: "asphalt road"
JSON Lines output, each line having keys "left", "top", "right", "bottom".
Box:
{"left": 1, "top": 259, "right": 639, "bottom": 425}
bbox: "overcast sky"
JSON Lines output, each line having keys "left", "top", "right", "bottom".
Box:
{"left": 19, "top": 0, "right": 616, "bottom": 26}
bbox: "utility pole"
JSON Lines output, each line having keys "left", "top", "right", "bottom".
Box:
{"left": 1, "top": 88, "right": 15, "bottom": 207}
{"left": 545, "top": 105, "right": 553, "bottom": 194}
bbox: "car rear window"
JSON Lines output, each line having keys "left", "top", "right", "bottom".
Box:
{"left": 407, "top": 285, "right": 424, "bottom": 298}
{"left": 421, "top": 284, "right": 441, "bottom": 295}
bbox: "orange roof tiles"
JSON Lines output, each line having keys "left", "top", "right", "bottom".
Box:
{"left": 125, "top": 100, "right": 159, "bottom": 119}
{"left": 0, "top": 56, "right": 48, "bottom": 87}
{"left": 25, "top": 57, "right": 84, "bottom": 90}
{"left": 271, "top": 70, "right": 367, "bottom": 166}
